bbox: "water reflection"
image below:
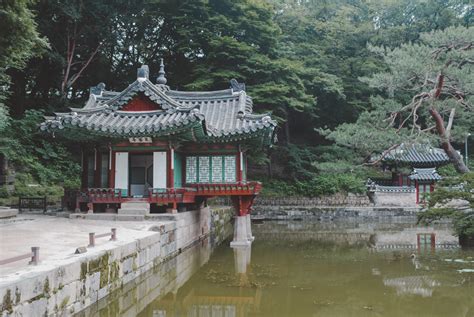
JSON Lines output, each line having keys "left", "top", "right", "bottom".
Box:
{"left": 83, "top": 220, "right": 474, "bottom": 317}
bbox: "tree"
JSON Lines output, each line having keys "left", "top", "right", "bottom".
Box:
{"left": 0, "top": 0, "right": 45, "bottom": 111}
{"left": 418, "top": 172, "right": 474, "bottom": 244}
{"left": 325, "top": 26, "right": 473, "bottom": 174}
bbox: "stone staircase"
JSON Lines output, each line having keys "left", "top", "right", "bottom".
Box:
{"left": 118, "top": 202, "right": 150, "bottom": 215}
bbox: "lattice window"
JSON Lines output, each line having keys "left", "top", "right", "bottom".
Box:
{"left": 198, "top": 156, "right": 210, "bottom": 183}
{"left": 224, "top": 156, "right": 236, "bottom": 182}
{"left": 212, "top": 156, "right": 223, "bottom": 183}
{"left": 185, "top": 156, "right": 197, "bottom": 183}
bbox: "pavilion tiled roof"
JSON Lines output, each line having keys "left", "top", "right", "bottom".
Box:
{"left": 40, "top": 64, "right": 276, "bottom": 145}
{"left": 409, "top": 168, "right": 442, "bottom": 181}
{"left": 382, "top": 144, "right": 450, "bottom": 167}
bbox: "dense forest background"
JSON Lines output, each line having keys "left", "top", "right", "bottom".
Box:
{"left": 0, "top": 0, "right": 473, "bottom": 200}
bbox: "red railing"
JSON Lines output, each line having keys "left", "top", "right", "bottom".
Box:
{"left": 191, "top": 181, "right": 262, "bottom": 196}
{"left": 79, "top": 181, "right": 262, "bottom": 206}
{"left": 82, "top": 188, "right": 122, "bottom": 203}
{"left": 148, "top": 188, "right": 196, "bottom": 204}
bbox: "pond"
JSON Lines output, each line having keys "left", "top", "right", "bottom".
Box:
{"left": 80, "top": 220, "right": 474, "bottom": 317}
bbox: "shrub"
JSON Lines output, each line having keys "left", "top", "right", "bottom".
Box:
{"left": 261, "top": 173, "right": 365, "bottom": 197}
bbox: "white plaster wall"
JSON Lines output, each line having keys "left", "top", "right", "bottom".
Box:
{"left": 373, "top": 191, "right": 417, "bottom": 207}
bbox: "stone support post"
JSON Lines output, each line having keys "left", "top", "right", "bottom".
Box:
{"left": 230, "top": 215, "right": 251, "bottom": 247}
{"left": 246, "top": 214, "right": 254, "bottom": 241}
{"left": 233, "top": 245, "right": 252, "bottom": 274}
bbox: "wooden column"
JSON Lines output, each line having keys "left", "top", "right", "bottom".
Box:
{"left": 231, "top": 195, "right": 255, "bottom": 216}
{"left": 167, "top": 148, "right": 174, "bottom": 189}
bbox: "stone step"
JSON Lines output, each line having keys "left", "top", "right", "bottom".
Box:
{"left": 118, "top": 202, "right": 150, "bottom": 215}
{"left": 0, "top": 208, "right": 18, "bottom": 218}
{"left": 120, "top": 202, "right": 149, "bottom": 210}
{"left": 117, "top": 208, "right": 149, "bottom": 215}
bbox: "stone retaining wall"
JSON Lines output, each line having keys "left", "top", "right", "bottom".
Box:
{"left": 0, "top": 206, "right": 234, "bottom": 316}
{"left": 254, "top": 194, "right": 372, "bottom": 207}
{"left": 210, "top": 194, "right": 372, "bottom": 207}
{"left": 252, "top": 206, "right": 421, "bottom": 220}
{"left": 78, "top": 238, "right": 214, "bottom": 316}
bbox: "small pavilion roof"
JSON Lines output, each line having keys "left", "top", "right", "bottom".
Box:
{"left": 381, "top": 144, "right": 450, "bottom": 167}
{"left": 40, "top": 64, "right": 276, "bottom": 145}
{"left": 409, "top": 168, "right": 442, "bottom": 181}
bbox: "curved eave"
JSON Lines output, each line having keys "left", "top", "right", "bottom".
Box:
{"left": 40, "top": 118, "right": 206, "bottom": 142}
{"left": 200, "top": 125, "right": 276, "bottom": 147}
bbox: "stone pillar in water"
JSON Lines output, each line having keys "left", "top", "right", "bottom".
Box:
{"left": 233, "top": 245, "right": 252, "bottom": 274}
{"left": 230, "top": 215, "right": 251, "bottom": 247}
{"left": 230, "top": 195, "right": 256, "bottom": 247}
{"left": 246, "top": 214, "right": 254, "bottom": 241}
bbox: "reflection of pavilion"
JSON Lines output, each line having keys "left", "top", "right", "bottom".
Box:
{"left": 383, "top": 275, "right": 440, "bottom": 297}
{"left": 153, "top": 245, "right": 261, "bottom": 317}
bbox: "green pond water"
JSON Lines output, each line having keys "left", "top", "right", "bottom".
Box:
{"left": 81, "top": 220, "right": 474, "bottom": 317}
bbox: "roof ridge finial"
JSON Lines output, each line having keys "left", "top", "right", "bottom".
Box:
{"left": 156, "top": 58, "right": 167, "bottom": 85}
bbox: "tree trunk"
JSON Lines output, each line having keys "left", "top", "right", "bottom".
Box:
{"left": 429, "top": 106, "right": 470, "bottom": 174}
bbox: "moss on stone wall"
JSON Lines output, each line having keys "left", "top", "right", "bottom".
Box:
{"left": 2, "top": 289, "right": 13, "bottom": 314}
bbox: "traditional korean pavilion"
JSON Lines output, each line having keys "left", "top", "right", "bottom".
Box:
{"left": 371, "top": 143, "right": 450, "bottom": 204}
{"left": 40, "top": 62, "right": 276, "bottom": 224}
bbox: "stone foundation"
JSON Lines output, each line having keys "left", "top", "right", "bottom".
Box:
{"left": 252, "top": 206, "right": 421, "bottom": 220}
{"left": 0, "top": 206, "right": 233, "bottom": 316}
{"left": 370, "top": 191, "right": 417, "bottom": 207}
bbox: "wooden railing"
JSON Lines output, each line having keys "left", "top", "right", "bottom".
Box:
{"left": 84, "top": 188, "right": 122, "bottom": 203}
{"left": 79, "top": 181, "right": 262, "bottom": 206}
{"left": 148, "top": 188, "right": 196, "bottom": 204}
{"left": 190, "top": 181, "right": 262, "bottom": 196}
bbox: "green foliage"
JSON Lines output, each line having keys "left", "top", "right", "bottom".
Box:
{"left": 0, "top": 105, "right": 10, "bottom": 132}
{"left": 261, "top": 173, "right": 365, "bottom": 197}
{"left": 324, "top": 26, "right": 474, "bottom": 170}
{"left": 0, "top": 0, "right": 46, "bottom": 103}
{"left": 418, "top": 173, "right": 474, "bottom": 237}
{"left": 1, "top": 110, "right": 80, "bottom": 191}
{"left": 0, "top": 0, "right": 471, "bottom": 196}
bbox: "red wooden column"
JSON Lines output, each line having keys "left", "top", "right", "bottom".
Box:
{"left": 231, "top": 195, "right": 255, "bottom": 216}
{"left": 167, "top": 148, "right": 174, "bottom": 189}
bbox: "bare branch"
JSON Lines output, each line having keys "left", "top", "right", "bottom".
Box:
{"left": 362, "top": 144, "right": 401, "bottom": 166}
{"left": 445, "top": 108, "right": 455, "bottom": 139}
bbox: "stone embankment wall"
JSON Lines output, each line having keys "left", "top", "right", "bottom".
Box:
{"left": 0, "top": 207, "right": 233, "bottom": 316}
{"left": 252, "top": 205, "right": 421, "bottom": 220}
{"left": 369, "top": 191, "right": 417, "bottom": 207}
{"left": 254, "top": 193, "right": 372, "bottom": 207}
{"left": 78, "top": 238, "right": 214, "bottom": 316}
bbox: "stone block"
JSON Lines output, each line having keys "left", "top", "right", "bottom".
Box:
{"left": 0, "top": 208, "right": 18, "bottom": 218}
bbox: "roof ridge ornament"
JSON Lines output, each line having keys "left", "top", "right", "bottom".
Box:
{"left": 137, "top": 65, "right": 149, "bottom": 81}
{"left": 156, "top": 58, "right": 167, "bottom": 85}
{"left": 90, "top": 82, "right": 106, "bottom": 96}
{"left": 230, "top": 79, "right": 245, "bottom": 92}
